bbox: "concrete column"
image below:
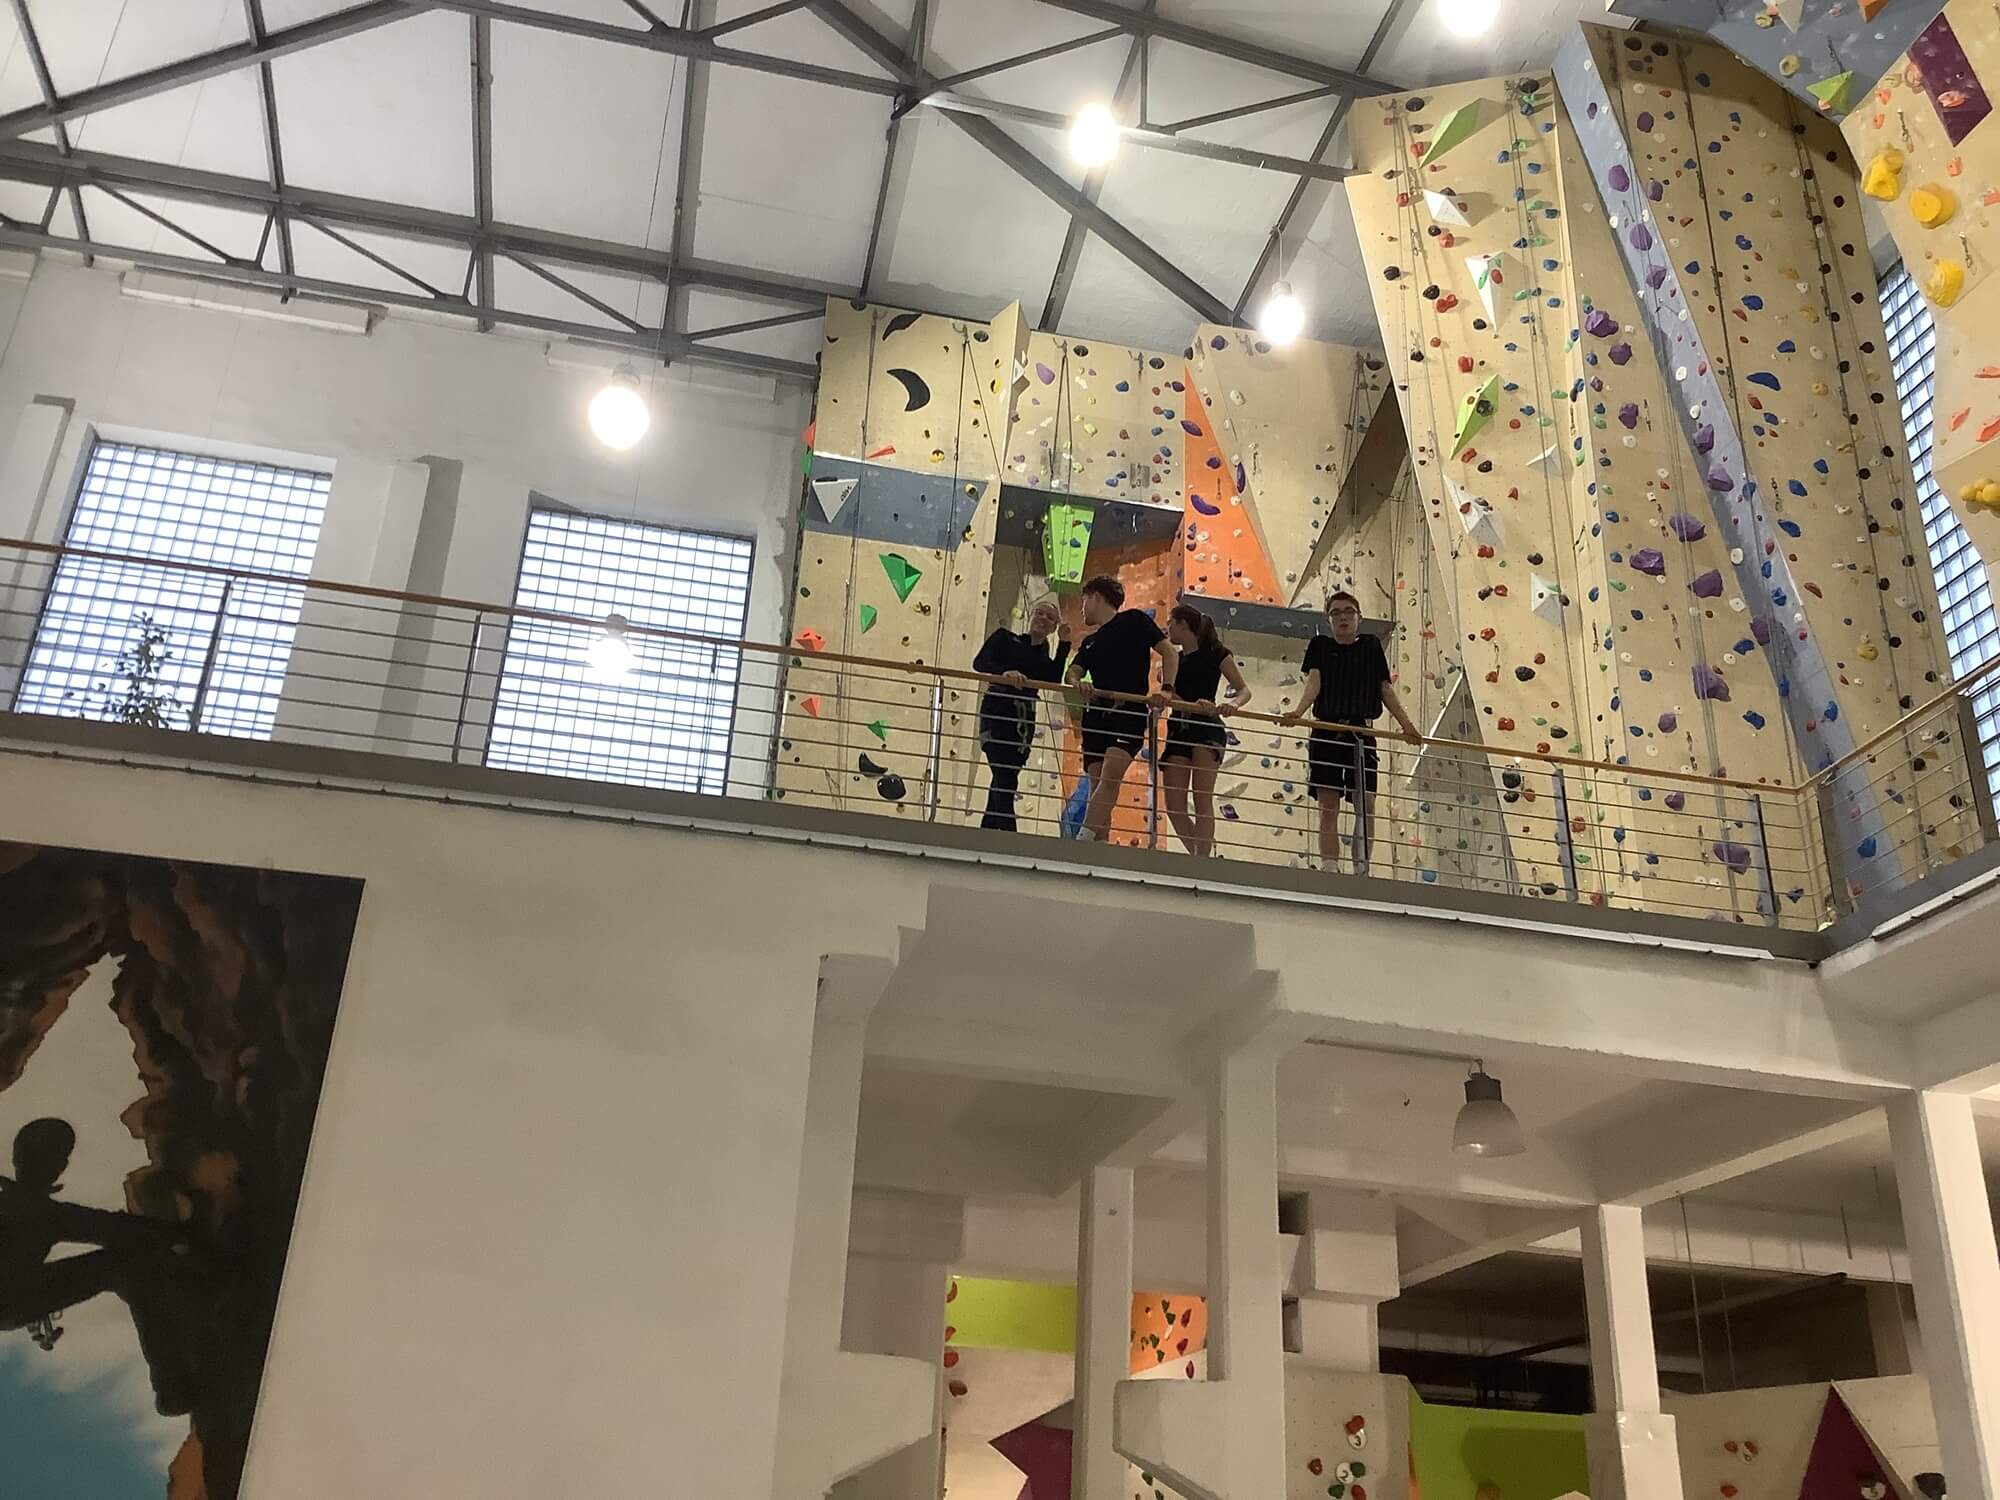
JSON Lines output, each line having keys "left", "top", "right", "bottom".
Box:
{"left": 1866, "top": 1283, "right": 1926, "bottom": 1379}
{"left": 1074, "top": 1164, "right": 1134, "bottom": 1500}
{"left": 1293, "top": 1188, "right": 1398, "bottom": 1372}
{"left": 833, "top": 1258, "right": 949, "bottom": 1500}
{"left": 1581, "top": 1205, "right": 1681, "bottom": 1500}
{"left": 1888, "top": 1090, "right": 2000, "bottom": 1500}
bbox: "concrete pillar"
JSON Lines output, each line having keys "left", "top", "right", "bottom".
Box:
{"left": 1580, "top": 1204, "right": 1682, "bottom": 1500}
{"left": 1888, "top": 1090, "right": 2000, "bottom": 1500}
{"left": 1867, "top": 1282, "right": 1927, "bottom": 1379}
{"left": 832, "top": 1258, "right": 949, "bottom": 1500}
{"left": 1293, "top": 1188, "right": 1398, "bottom": 1372}
{"left": 1074, "top": 1164, "right": 1134, "bottom": 1500}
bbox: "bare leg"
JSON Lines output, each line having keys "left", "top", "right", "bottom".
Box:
{"left": 1316, "top": 789, "right": 1345, "bottom": 868}
{"left": 1190, "top": 749, "right": 1219, "bottom": 857}
{"left": 1084, "top": 746, "right": 1134, "bottom": 841}
{"left": 1161, "top": 757, "right": 1198, "bottom": 853}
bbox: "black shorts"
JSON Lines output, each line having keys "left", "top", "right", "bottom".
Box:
{"left": 1081, "top": 702, "right": 1149, "bottom": 767}
{"left": 1308, "top": 729, "right": 1377, "bottom": 796}
{"left": 1160, "top": 711, "right": 1226, "bottom": 762}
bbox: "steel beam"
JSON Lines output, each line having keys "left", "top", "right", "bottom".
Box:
{"left": 858, "top": 0, "right": 928, "bottom": 295}
{"left": 0, "top": 2, "right": 425, "bottom": 143}
{"left": 1024, "top": 0, "right": 1399, "bottom": 95}
{"left": 686, "top": 306, "right": 824, "bottom": 340}
{"left": 0, "top": 224, "right": 818, "bottom": 381}
{"left": 915, "top": 92, "right": 1355, "bottom": 181}
{"left": 812, "top": 0, "right": 1233, "bottom": 326}
{"left": 4, "top": 0, "right": 93, "bottom": 263}
{"left": 239, "top": 0, "right": 296, "bottom": 279}
{"left": 896, "top": 24, "right": 1121, "bottom": 116}
{"left": 703, "top": 0, "right": 811, "bottom": 37}
{"left": 1230, "top": 0, "right": 1405, "bottom": 321}
{"left": 1158, "top": 83, "right": 1344, "bottom": 136}
{"left": 0, "top": 140, "right": 848, "bottom": 307}
{"left": 470, "top": 14, "right": 496, "bottom": 330}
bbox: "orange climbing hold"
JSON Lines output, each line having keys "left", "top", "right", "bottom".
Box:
{"left": 801, "top": 696, "right": 822, "bottom": 718}
{"left": 796, "top": 628, "right": 825, "bottom": 651}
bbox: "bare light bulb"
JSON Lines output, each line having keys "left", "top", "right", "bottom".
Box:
{"left": 1258, "top": 281, "right": 1307, "bottom": 346}
{"left": 1069, "top": 103, "right": 1121, "bottom": 168}
{"left": 1437, "top": 0, "right": 1499, "bottom": 37}
{"left": 588, "top": 369, "right": 650, "bottom": 450}
{"left": 585, "top": 612, "right": 637, "bottom": 682}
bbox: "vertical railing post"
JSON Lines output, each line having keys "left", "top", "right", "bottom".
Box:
{"left": 925, "top": 677, "right": 944, "bottom": 823}
{"left": 451, "top": 610, "right": 481, "bottom": 764}
{"left": 1147, "top": 702, "right": 1161, "bottom": 850}
{"left": 188, "top": 577, "right": 233, "bottom": 732}
{"left": 1956, "top": 689, "right": 2000, "bottom": 846}
{"left": 1551, "top": 767, "right": 1580, "bottom": 901}
{"left": 1749, "top": 792, "right": 1781, "bottom": 928}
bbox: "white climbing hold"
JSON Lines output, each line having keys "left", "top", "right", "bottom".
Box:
{"left": 812, "top": 476, "right": 858, "bottom": 523}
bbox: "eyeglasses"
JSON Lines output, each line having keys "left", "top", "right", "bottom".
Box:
{"left": 1326, "top": 606, "right": 1360, "bottom": 618}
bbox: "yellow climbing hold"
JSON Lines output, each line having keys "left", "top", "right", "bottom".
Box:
{"left": 1910, "top": 183, "right": 1957, "bottom": 228}
{"left": 1960, "top": 480, "right": 2000, "bottom": 513}
{"left": 1779, "top": 54, "right": 1802, "bottom": 76}
{"left": 1858, "top": 640, "right": 1880, "bottom": 661}
{"left": 1861, "top": 148, "right": 1904, "bottom": 200}
{"left": 1926, "top": 259, "right": 1967, "bottom": 307}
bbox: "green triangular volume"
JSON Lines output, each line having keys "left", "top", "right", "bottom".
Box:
{"left": 1807, "top": 70, "right": 1855, "bottom": 114}
{"left": 1419, "top": 96, "right": 1499, "bottom": 164}
{"left": 880, "top": 551, "right": 923, "bottom": 603}
{"left": 1452, "top": 374, "right": 1500, "bottom": 456}
{"left": 858, "top": 603, "right": 878, "bottom": 634}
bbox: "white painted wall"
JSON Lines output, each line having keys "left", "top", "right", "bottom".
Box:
{"left": 0, "top": 259, "right": 809, "bottom": 771}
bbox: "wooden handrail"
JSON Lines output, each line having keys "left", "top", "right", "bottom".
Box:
{"left": 0, "top": 532, "right": 1954, "bottom": 798}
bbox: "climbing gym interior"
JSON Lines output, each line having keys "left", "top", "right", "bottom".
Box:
{"left": 2, "top": 3, "right": 2000, "bottom": 1500}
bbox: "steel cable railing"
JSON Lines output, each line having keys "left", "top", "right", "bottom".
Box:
{"left": 4, "top": 534, "right": 1994, "bottom": 932}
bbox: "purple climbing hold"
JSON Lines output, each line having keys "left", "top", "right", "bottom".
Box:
{"left": 1644, "top": 263, "right": 1669, "bottom": 289}
{"left": 1628, "top": 224, "right": 1654, "bottom": 251}
{"left": 1607, "top": 163, "right": 1631, "bottom": 192}
{"left": 1233, "top": 461, "right": 1247, "bottom": 493}
{"left": 1583, "top": 308, "right": 1619, "bottom": 338}
{"left": 1693, "top": 423, "right": 1715, "bottom": 453}
{"left": 1668, "top": 512, "right": 1707, "bottom": 542}
{"left": 1036, "top": 362, "right": 1056, "bottom": 384}
{"left": 1636, "top": 111, "right": 1654, "bottom": 131}
{"left": 1608, "top": 342, "right": 1633, "bottom": 365}
{"left": 1647, "top": 178, "right": 1664, "bottom": 202}
{"left": 1690, "top": 568, "right": 1725, "bottom": 598}
{"left": 1618, "top": 402, "right": 1640, "bottom": 429}
{"left": 1190, "top": 493, "right": 1221, "bottom": 516}
{"left": 1749, "top": 616, "right": 1774, "bottom": 646}
{"left": 1664, "top": 790, "right": 1687, "bottom": 812}
{"left": 1210, "top": 334, "right": 1229, "bottom": 350}
{"left": 1181, "top": 419, "right": 1203, "bottom": 437}
{"left": 1692, "top": 663, "right": 1731, "bottom": 702}
{"left": 1630, "top": 547, "right": 1666, "bottom": 576}
{"left": 1657, "top": 711, "right": 1678, "bottom": 733}
{"left": 1746, "top": 371, "right": 1781, "bottom": 391}
{"left": 1205, "top": 455, "right": 1222, "bottom": 470}
{"left": 1712, "top": 840, "right": 1753, "bottom": 875}
{"left": 1706, "top": 462, "right": 1734, "bottom": 493}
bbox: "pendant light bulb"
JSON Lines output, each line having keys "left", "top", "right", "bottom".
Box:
{"left": 589, "top": 368, "right": 651, "bottom": 450}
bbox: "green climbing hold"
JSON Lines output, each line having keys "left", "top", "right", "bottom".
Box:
{"left": 867, "top": 719, "right": 888, "bottom": 742}
{"left": 1420, "top": 95, "right": 1499, "bottom": 164}
{"left": 859, "top": 603, "right": 878, "bottom": 634}
{"left": 1452, "top": 374, "right": 1500, "bottom": 456}
{"left": 880, "top": 552, "right": 923, "bottom": 603}
{"left": 1807, "top": 70, "right": 1855, "bottom": 114}
{"left": 1043, "top": 501, "right": 1096, "bottom": 585}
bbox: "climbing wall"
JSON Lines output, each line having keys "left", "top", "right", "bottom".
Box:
{"left": 779, "top": 301, "right": 1024, "bottom": 820}
{"left": 1606, "top": 0, "right": 1949, "bottom": 121}
{"left": 1348, "top": 75, "right": 1628, "bottom": 905}
{"left": 1665, "top": 1384, "right": 1841, "bottom": 1500}
{"left": 1008, "top": 332, "right": 1184, "bottom": 511}
{"left": 1207, "top": 634, "right": 1316, "bottom": 866}
{"left": 1557, "top": 22, "right": 1985, "bottom": 898}
{"left": 1840, "top": 0, "right": 2000, "bottom": 565}
{"left": 1183, "top": 328, "right": 1393, "bottom": 607}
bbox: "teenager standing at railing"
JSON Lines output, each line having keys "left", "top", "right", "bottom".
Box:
{"left": 1284, "top": 591, "right": 1420, "bottom": 876}
{"left": 1065, "top": 576, "right": 1179, "bottom": 844}
{"left": 972, "top": 597, "right": 1072, "bottom": 832}
{"left": 1159, "top": 604, "right": 1252, "bottom": 857}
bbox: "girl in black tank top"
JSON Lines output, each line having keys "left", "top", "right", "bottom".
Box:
{"left": 1159, "top": 605, "right": 1252, "bottom": 857}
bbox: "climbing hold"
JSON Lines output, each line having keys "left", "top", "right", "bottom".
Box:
{"left": 1466, "top": 251, "right": 1516, "bottom": 322}
{"left": 812, "top": 476, "right": 858, "bottom": 523}
{"left": 1452, "top": 374, "right": 1501, "bottom": 456}
{"left": 858, "top": 753, "right": 888, "bottom": 776}
{"left": 800, "top": 695, "right": 822, "bottom": 718}
{"left": 859, "top": 603, "right": 878, "bottom": 634}
{"left": 885, "top": 368, "right": 932, "bottom": 412}
{"left": 796, "top": 628, "right": 825, "bottom": 652}
{"left": 1419, "top": 97, "right": 1501, "bottom": 163}
{"left": 866, "top": 719, "right": 889, "bottom": 742}
{"left": 1424, "top": 189, "right": 1471, "bottom": 226}
{"left": 1806, "top": 70, "right": 1855, "bottom": 114}
{"left": 1910, "top": 183, "right": 1957, "bottom": 227}
{"left": 880, "top": 552, "right": 924, "bottom": 602}
{"left": 1925, "top": 260, "right": 1966, "bottom": 307}
{"left": 1861, "top": 148, "right": 1905, "bottom": 201}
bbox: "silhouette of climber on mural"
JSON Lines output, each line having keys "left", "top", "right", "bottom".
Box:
{"left": 1065, "top": 576, "right": 1178, "bottom": 844}
{"left": 973, "top": 596, "right": 1071, "bottom": 833}
{"left": 0, "top": 1116, "right": 211, "bottom": 1417}
{"left": 1284, "top": 591, "right": 1419, "bottom": 877}
{"left": 1159, "top": 604, "right": 1251, "bottom": 858}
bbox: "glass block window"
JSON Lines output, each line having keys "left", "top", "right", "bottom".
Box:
{"left": 14, "top": 439, "right": 331, "bottom": 736}
{"left": 1879, "top": 264, "right": 2000, "bottom": 810}
{"left": 484, "top": 507, "right": 753, "bottom": 793}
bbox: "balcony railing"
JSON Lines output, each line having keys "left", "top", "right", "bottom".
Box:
{"left": 3, "top": 534, "right": 1996, "bottom": 936}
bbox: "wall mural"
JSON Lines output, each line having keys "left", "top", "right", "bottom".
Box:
{"left": 0, "top": 842, "right": 362, "bottom": 1500}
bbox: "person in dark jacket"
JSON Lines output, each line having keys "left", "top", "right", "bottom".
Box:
{"left": 973, "top": 597, "right": 1070, "bottom": 831}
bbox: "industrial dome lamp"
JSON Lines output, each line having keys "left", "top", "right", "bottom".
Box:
{"left": 1451, "top": 1063, "right": 1524, "bottom": 1157}
{"left": 588, "top": 367, "right": 651, "bottom": 450}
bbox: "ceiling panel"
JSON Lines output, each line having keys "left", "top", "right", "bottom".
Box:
{"left": 0, "top": 10, "right": 43, "bottom": 115}
{"left": 69, "top": 69, "right": 270, "bottom": 181}
{"left": 714, "top": 0, "right": 903, "bottom": 77}
{"left": 1284, "top": 169, "right": 1382, "bottom": 350}
{"left": 1142, "top": 40, "right": 1343, "bottom": 157}
{"left": 927, "top": 0, "right": 1131, "bottom": 113}
{"left": 1370, "top": 0, "right": 1627, "bottom": 87}
{"left": 1051, "top": 229, "right": 1197, "bottom": 350}
{"left": 493, "top": 255, "right": 666, "bottom": 332}
{"left": 260, "top": 0, "right": 386, "bottom": 25}
{"left": 1090, "top": 145, "right": 1284, "bottom": 315}
{"left": 691, "top": 67, "right": 888, "bottom": 283}
{"left": 273, "top": 9, "right": 475, "bottom": 214}
{"left": 875, "top": 111, "right": 1073, "bottom": 321}
{"left": 500, "top": 0, "right": 660, "bottom": 28}
{"left": 27, "top": 0, "right": 243, "bottom": 98}
{"left": 682, "top": 288, "right": 824, "bottom": 364}
{"left": 75, "top": 186, "right": 268, "bottom": 264}
{"left": 490, "top": 20, "right": 681, "bottom": 247}
{"left": 1156, "top": 0, "right": 1397, "bottom": 74}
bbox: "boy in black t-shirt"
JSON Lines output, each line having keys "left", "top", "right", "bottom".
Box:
{"left": 1065, "top": 575, "right": 1178, "bottom": 843}
{"left": 1283, "top": 591, "right": 1419, "bottom": 874}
